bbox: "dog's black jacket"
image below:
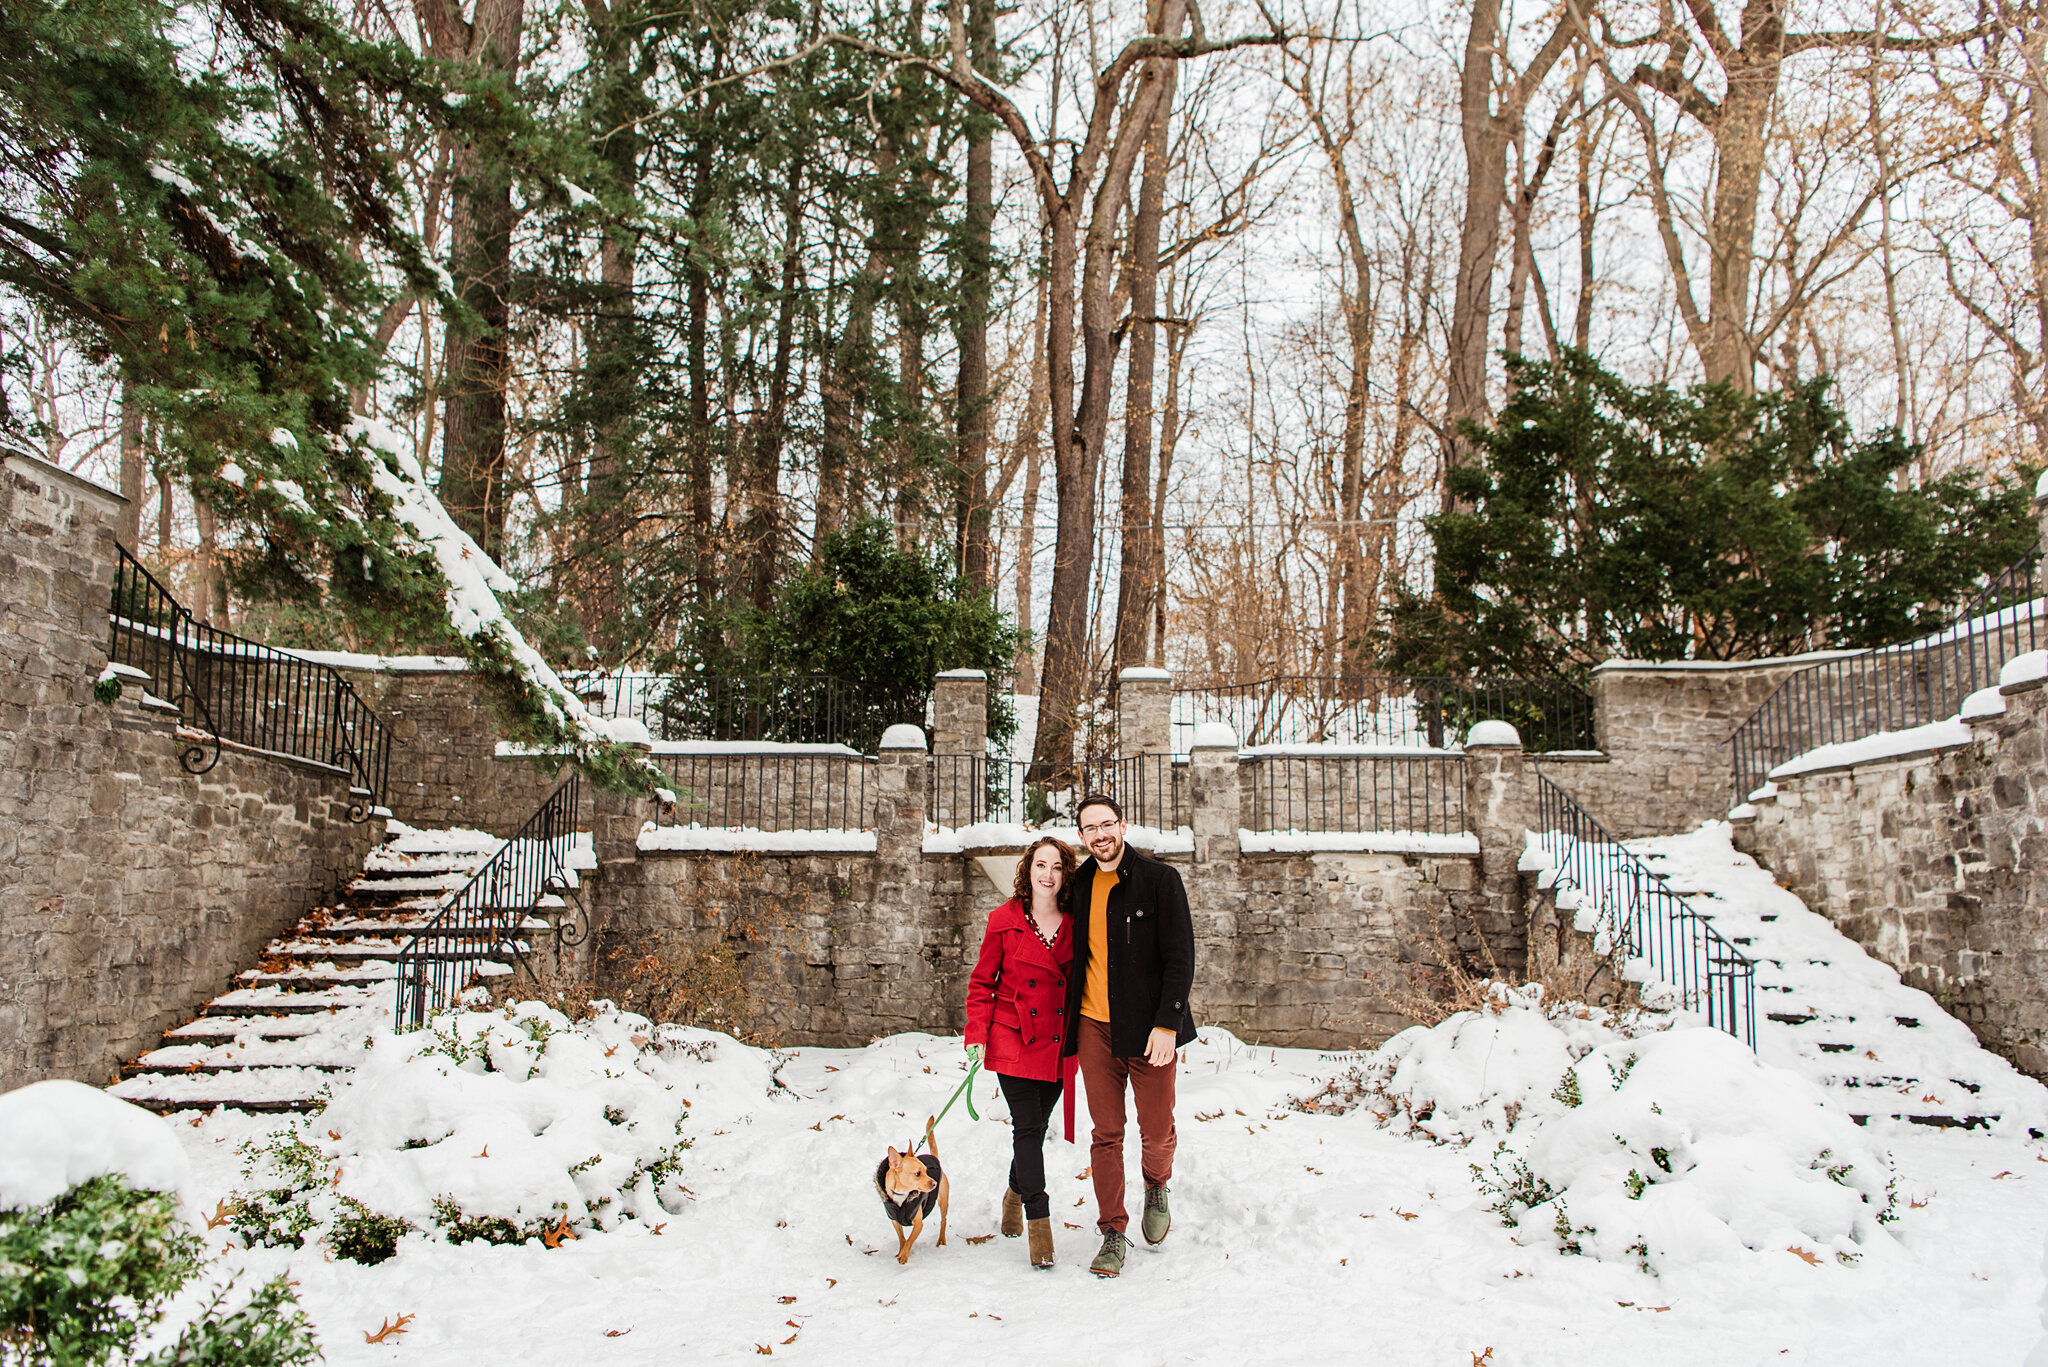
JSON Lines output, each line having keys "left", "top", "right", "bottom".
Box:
{"left": 1060, "top": 843, "right": 1197, "bottom": 1059}
{"left": 875, "top": 1153, "right": 944, "bottom": 1226}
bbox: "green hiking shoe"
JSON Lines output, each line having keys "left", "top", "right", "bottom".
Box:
{"left": 1089, "top": 1229, "right": 1129, "bottom": 1277}
{"left": 1142, "top": 1184, "right": 1172, "bottom": 1246}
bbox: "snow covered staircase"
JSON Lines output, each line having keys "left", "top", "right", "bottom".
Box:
{"left": 110, "top": 824, "right": 505, "bottom": 1114}
{"left": 1629, "top": 827, "right": 2047, "bottom": 1136}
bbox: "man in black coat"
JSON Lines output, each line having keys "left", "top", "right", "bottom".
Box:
{"left": 1060, "top": 793, "right": 1197, "bottom": 1278}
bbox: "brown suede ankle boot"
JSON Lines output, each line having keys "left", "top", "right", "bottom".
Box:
{"left": 1002, "top": 1188, "right": 1024, "bottom": 1238}
{"left": 1027, "top": 1217, "right": 1054, "bottom": 1269}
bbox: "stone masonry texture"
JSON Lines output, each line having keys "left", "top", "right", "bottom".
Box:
{"left": 0, "top": 452, "right": 378, "bottom": 1090}
{"left": 1738, "top": 677, "right": 2048, "bottom": 1078}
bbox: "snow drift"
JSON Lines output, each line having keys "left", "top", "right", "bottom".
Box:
{"left": 1332, "top": 985, "right": 1894, "bottom": 1273}
{"left": 232, "top": 1002, "right": 777, "bottom": 1256}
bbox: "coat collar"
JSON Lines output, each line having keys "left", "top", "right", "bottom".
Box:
{"left": 993, "top": 897, "right": 1072, "bottom": 958}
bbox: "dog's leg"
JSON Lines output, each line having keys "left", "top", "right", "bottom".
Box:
{"left": 893, "top": 1222, "right": 909, "bottom": 1262}
{"left": 899, "top": 1210, "right": 923, "bottom": 1265}
{"left": 936, "top": 1174, "right": 950, "bottom": 1246}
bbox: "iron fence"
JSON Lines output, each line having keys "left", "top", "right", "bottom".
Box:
{"left": 570, "top": 671, "right": 917, "bottom": 753}
{"left": 1173, "top": 674, "right": 1595, "bottom": 755}
{"left": 650, "top": 749, "right": 874, "bottom": 832}
{"left": 1726, "top": 552, "right": 2043, "bottom": 799}
{"left": 394, "top": 772, "right": 582, "bottom": 1030}
{"left": 1532, "top": 771, "right": 1755, "bottom": 1047}
{"left": 1241, "top": 752, "right": 1466, "bottom": 836}
{"left": 108, "top": 545, "right": 391, "bottom": 819}
{"left": 927, "top": 753, "right": 1190, "bottom": 831}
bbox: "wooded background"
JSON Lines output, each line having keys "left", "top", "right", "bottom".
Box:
{"left": 5, "top": 0, "right": 2045, "bottom": 767}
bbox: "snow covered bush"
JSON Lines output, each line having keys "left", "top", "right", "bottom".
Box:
{"left": 0, "top": 1082, "right": 318, "bottom": 1367}
{"left": 1323, "top": 984, "right": 1895, "bottom": 1274}
{"left": 229, "top": 1001, "right": 713, "bottom": 1257}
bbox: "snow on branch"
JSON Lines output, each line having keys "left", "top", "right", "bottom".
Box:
{"left": 347, "top": 416, "right": 661, "bottom": 790}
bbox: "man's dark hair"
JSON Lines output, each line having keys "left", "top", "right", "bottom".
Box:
{"left": 1075, "top": 793, "right": 1123, "bottom": 823}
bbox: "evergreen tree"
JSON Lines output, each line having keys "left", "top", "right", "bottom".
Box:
{"left": 1384, "top": 351, "right": 2039, "bottom": 679}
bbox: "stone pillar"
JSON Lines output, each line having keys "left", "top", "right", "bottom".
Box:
{"left": 1118, "top": 667, "right": 1173, "bottom": 755}
{"left": 876, "top": 723, "right": 928, "bottom": 867}
{"left": 930, "top": 670, "right": 985, "bottom": 828}
{"left": 1463, "top": 720, "right": 1529, "bottom": 968}
{"left": 932, "top": 669, "right": 988, "bottom": 756}
{"left": 2035, "top": 475, "right": 2048, "bottom": 600}
{"left": 1188, "top": 722, "right": 1241, "bottom": 866}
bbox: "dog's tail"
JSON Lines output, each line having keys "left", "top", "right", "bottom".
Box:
{"left": 922, "top": 1114, "right": 939, "bottom": 1157}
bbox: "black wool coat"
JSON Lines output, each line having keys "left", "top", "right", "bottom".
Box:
{"left": 1059, "top": 843, "right": 1198, "bottom": 1060}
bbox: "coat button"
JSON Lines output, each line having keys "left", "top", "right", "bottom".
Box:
{"left": 1029, "top": 1008, "right": 1038, "bottom": 1016}
{"left": 1029, "top": 979, "right": 1036, "bottom": 988}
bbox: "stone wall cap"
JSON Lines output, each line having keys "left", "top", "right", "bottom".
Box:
{"left": 284, "top": 648, "right": 470, "bottom": 673}
{"left": 1465, "top": 720, "right": 1521, "bottom": 748}
{"left": 1593, "top": 649, "right": 1862, "bottom": 673}
{"left": 935, "top": 668, "right": 988, "bottom": 681}
{"left": 880, "top": 723, "right": 929, "bottom": 751}
{"left": 1118, "top": 667, "right": 1172, "bottom": 682}
{"left": 1189, "top": 721, "right": 1239, "bottom": 749}
{"left": 3, "top": 446, "right": 126, "bottom": 511}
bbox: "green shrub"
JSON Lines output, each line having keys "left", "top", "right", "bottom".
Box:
{"left": 328, "top": 1198, "right": 413, "bottom": 1266}
{"left": 0, "top": 1175, "right": 199, "bottom": 1366}
{"left": 0, "top": 1174, "right": 319, "bottom": 1367}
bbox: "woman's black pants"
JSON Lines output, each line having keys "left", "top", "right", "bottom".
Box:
{"left": 997, "top": 1072, "right": 1063, "bottom": 1221}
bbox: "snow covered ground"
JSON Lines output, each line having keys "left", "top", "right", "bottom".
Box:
{"left": 60, "top": 822, "right": 2048, "bottom": 1365}
{"left": 159, "top": 1027, "right": 2048, "bottom": 1366}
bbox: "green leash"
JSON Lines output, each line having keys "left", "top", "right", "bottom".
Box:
{"left": 928, "top": 1060, "right": 982, "bottom": 1134}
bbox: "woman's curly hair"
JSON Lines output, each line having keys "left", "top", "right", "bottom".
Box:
{"left": 1011, "top": 834, "right": 1077, "bottom": 902}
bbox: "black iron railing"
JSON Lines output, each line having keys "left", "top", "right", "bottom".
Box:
{"left": 928, "top": 754, "right": 1190, "bottom": 830}
{"left": 1173, "top": 674, "right": 1595, "bottom": 755}
{"left": 1532, "top": 772, "right": 1755, "bottom": 1047}
{"left": 1726, "top": 551, "right": 2042, "bottom": 799}
{"left": 108, "top": 545, "right": 392, "bottom": 820}
{"left": 1241, "top": 752, "right": 1466, "bottom": 837}
{"left": 394, "top": 772, "right": 582, "bottom": 1030}
{"left": 571, "top": 671, "right": 917, "bottom": 754}
{"left": 649, "top": 749, "right": 874, "bottom": 832}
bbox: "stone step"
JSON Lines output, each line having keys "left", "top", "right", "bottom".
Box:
{"left": 108, "top": 1065, "right": 336, "bottom": 1110}
{"left": 165, "top": 1015, "right": 367, "bottom": 1043}
{"left": 120, "top": 1060, "right": 351, "bottom": 1078}
{"left": 119, "top": 1095, "right": 322, "bottom": 1115}
{"left": 201, "top": 985, "right": 386, "bottom": 1015}
{"left": 1849, "top": 1112, "right": 1996, "bottom": 1131}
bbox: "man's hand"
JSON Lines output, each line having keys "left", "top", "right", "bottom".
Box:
{"left": 965, "top": 1042, "right": 983, "bottom": 1065}
{"left": 1143, "top": 1028, "right": 1176, "bottom": 1068}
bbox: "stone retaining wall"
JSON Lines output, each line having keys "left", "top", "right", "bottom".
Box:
{"left": 0, "top": 451, "right": 379, "bottom": 1090}
{"left": 1539, "top": 656, "right": 1853, "bottom": 838}
{"left": 1735, "top": 675, "right": 2048, "bottom": 1077}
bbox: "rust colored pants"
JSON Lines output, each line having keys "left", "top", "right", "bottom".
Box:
{"left": 1077, "top": 1016, "right": 1177, "bottom": 1234}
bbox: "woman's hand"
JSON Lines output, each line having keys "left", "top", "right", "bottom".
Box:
{"left": 965, "top": 1042, "right": 983, "bottom": 1065}
{"left": 1144, "top": 1028, "right": 1177, "bottom": 1068}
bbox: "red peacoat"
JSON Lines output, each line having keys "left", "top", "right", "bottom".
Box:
{"left": 964, "top": 898, "right": 1074, "bottom": 1081}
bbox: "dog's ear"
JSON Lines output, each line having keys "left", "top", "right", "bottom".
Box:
{"left": 886, "top": 1146, "right": 901, "bottom": 1162}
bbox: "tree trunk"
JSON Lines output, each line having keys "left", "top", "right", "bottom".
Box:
{"left": 117, "top": 381, "right": 142, "bottom": 550}
{"left": 1112, "top": 44, "right": 1176, "bottom": 672}
{"left": 1150, "top": 305, "right": 1188, "bottom": 668}
{"left": 435, "top": 0, "right": 526, "bottom": 561}
{"left": 1701, "top": 48, "right": 1782, "bottom": 389}
{"left": 954, "top": 0, "right": 996, "bottom": 589}
{"left": 1031, "top": 0, "right": 1184, "bottom": 775}
{"left": 1444, "top": 0, "right": 1568, "bottom": 498}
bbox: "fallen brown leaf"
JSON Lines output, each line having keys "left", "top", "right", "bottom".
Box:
{"left": 541, "top": 1216, "right": 579, "bottom": 1248}
{"left": 778, "top": 1296, "right": 797, "bottom": 1304}
{"left": 363, "top": 1313, "right": 414, "bottom": 1344}
{"left": 1788, "top": 1245, "right": 1821, "bottom": 1266}
{"left": 204, "top": 1199, "right": 235, "bottom": 1231}
{"left": 1392, "top": 1209, "right": 1418, "bottom": 1221}
{"left": 966, "top": 1234, "right": 995, "bottom": 1245}
{"left": 605, "top": 1328, "right": 631, "bottom": 1337}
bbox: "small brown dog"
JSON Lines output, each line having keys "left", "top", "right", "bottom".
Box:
{"left": 874, "top": 1122, "right": 949, "bottom": 1265}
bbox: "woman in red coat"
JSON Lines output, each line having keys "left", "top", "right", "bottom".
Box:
{"left": 964, "top": 834, "right": 1077, "bottom": 1270}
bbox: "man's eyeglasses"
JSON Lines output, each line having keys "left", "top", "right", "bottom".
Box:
{"left": 1079, "top": 819, "right": 1123, "bottom": 836}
